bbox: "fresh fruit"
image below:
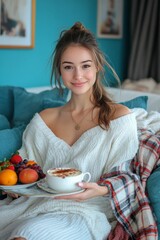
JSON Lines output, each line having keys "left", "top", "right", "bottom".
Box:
{"left": 6, "top": 165, "right": 15, "bottom": 171}
{"left": 30, "top": 164, "right": 46, "bottom": 179}
{"left": 10, "top": 154, "right": 22, "bottom": 164}
{"left": 19, "top": 168, "right": 39, "bottom": 184}
{"left": 0, "top": 160, "right": 10, "bottom": 171}
{"left": 0, "top": 152, "right": 45, "bottom": 184}
{"left": 26, "top": 160, "right": 37, "bottom": 166}
{"left": 0, "top": 169, "right": 18, "bottom": 186}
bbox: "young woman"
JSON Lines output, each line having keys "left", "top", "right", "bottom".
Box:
{"left": 0, "top": 22, "right": 138, "bottom": 240}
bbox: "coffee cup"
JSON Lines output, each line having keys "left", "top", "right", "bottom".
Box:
{"left": 46, "top": 167, "right": 91, "bottom": 192}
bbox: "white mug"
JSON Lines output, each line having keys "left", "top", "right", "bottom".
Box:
{"left": 46, "top": 167, "right": 91, "bottom": 192}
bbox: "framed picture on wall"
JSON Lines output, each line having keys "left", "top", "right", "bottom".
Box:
{"left": 97, "top": 0, "right": 123, "bottom": 39}
{"left": 0, "top": 0, "right": 35, "bottom": 48}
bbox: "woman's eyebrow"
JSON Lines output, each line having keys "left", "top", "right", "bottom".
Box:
{"left": 82, "top": 60, "right": 92, "bottom": 63}
{"left": 62, "top": 60, "right": 92, "bottom": 64}
{"left": 62, "top": 61, "right": 73, "bottom": 64}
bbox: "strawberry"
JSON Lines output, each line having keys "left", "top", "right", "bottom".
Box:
{"left": 10, "top": 154, "right": 22, "bottom": 164}
{"left": 6, "top": 165, "right": 15, "bottom": 171}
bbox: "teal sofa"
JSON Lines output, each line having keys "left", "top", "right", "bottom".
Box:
{"left": 0, "top": 86, "right": 69, "bottom": 161}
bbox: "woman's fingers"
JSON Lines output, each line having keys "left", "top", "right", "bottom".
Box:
{"left": 9, "top": 193, "right": 19, "bottom": 198}
{"left": 2, "top": 191, "right": 19, "bottom": 199}
{"left": 54, "top": 182, "right": 109, "bottom": 201}
{"left": 79, "top": 182, "right": 109, "bottom": 195}
{"left": 2, "top": 191, "right": 7, "bottom": 195}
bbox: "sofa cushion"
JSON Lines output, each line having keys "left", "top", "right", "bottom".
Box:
{"left": 43, "top": 98, "right": 66, "bottom": 109}
{"left": 108, "top": 87, "right": 159, "bottom": 112}
{"left": 0, "top": 86, "right": 15, "bottom": 121}
{"left": 120, "top": 96, "right": 148, "bottom": 110}
{"left": 0, "top": 114, "right": 10, "bottom": 130}
{"left": 146, "top": 166, "right": 160, "bottom": 234}
{"left": 0, "top": 125, "right": 26, "bottom": 161}
{"left": 13, "top": 87, "right": 69, "bottom": 127}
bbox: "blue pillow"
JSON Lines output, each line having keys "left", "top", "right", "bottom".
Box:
{"left": 120, "top": 96, "right": 148, "bottom": 110}
{"left": 0, "top": 86, "right": 16, "bottom": 121}
{"left": 146, "top": 166, "right": 160, "bottom": 237}
{"left": 0, "top": 114, "right": 10, "bottom": 130}
{"left": 13, "top": 87, "right": 69, "bottom": 126}
{"left": 43, "top": 99, "right": 66, "bottom": 109}
{"left": 0, "top": 125, "right": 26, "bottom": 161}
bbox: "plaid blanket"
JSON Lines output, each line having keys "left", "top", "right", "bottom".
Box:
{"left": 98, "top": 129, "right": 160, "bottom": 240}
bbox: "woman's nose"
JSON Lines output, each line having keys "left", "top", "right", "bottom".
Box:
{"left": 74, "top": 68, "right": 82, "bottom": 80}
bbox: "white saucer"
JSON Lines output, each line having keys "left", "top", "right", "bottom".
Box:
{"left": 0, "top": 180, "right": 40, "bottom": 191}
{"left": 37, "top": 178, "right": 84, "bottom": 195}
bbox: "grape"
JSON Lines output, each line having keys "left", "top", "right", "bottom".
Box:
{"left": 15, "top": 164, "right": 27, "bottom": 175}
{"left": 15, "top": 163, "right": 21, "bottom": 168}
{"left": 23, "top": 159, "right": 28, "bottom": 164}
{"left": 38, "top": 172, "right": 46, "bottom": 179}
{"left": 28, "top": 164, "right": 45, "bottom": 179}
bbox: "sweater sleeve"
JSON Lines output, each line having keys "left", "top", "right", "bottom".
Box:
{"left": 103, "top": 112, "right": 139, "bottom": 174}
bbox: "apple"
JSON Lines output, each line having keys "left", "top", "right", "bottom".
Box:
{"left": 19, "top": 168, "right": 39, "bottom": 184}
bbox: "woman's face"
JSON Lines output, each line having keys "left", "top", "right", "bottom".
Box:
{"left": 60, "top": 45, "right": 97, "bottom": 95}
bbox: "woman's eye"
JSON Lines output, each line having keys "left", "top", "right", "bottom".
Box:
{"left": 64, "top": 65, "right": 73, "bottom": 70}
{"left": 82, "top": 64, "right": 91, "bottom": 69}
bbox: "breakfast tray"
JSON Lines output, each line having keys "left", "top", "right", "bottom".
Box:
{"left": 4, "top": 185, "right": 57, "bottom": 198}
{"left": 0, "top": 179, "right": 84, "bottom": 198}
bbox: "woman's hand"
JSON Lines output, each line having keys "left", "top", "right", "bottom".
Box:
{"left": 54, "top": 182, "right": 109, "bottom": 201}
{"left": 2, "top": 191, "right": 19, "bottom": 199}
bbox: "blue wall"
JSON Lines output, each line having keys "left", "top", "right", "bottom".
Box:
{"left": 0, "top": 0, "right": 129, "bottom": 88}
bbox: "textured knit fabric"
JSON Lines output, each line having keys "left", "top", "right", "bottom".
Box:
{"left": 6, "top": 213, "right": 94, "bottom": 240}
{"left": 0, "top": 112, "right": 138, "bottom": 240}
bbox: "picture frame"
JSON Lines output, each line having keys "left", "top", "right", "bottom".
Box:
{"left": 0, "top": 0, "right": 35, "bottom": 48}
{"left": 97, "top": 0, "right": 123, "bottom": 39}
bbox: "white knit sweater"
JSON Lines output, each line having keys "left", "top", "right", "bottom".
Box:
{"left": 0, "top": 112, "right": 138, "bottom": 240}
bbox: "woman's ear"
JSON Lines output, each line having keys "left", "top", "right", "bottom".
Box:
{"left": 96, "top": 66, "right": 99, "bottom": 72}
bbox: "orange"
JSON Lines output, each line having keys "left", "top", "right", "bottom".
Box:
{"left": 0, "top": 169, "right": 18, "bottom": 186}
{"left": 26, "top": 160, "right": 36, "bottom": 166}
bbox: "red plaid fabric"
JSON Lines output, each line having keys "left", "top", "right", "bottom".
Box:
{"left": 98, "top": 129, "right": 160, "bottom": 240}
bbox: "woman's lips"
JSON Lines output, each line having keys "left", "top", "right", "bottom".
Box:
{"left": 72, "top": 82, "right": 86, "bottom": 87}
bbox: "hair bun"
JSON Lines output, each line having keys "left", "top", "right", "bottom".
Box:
{"left": 70, "top": 22, "right": 86, "bottom": 31}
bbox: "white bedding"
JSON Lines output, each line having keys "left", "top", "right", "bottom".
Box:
{"left": 133, "top": 108, "right": 160, "bottom": 133}
{"left": 107, "top": 87, "right": 160, "bottom": 112}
